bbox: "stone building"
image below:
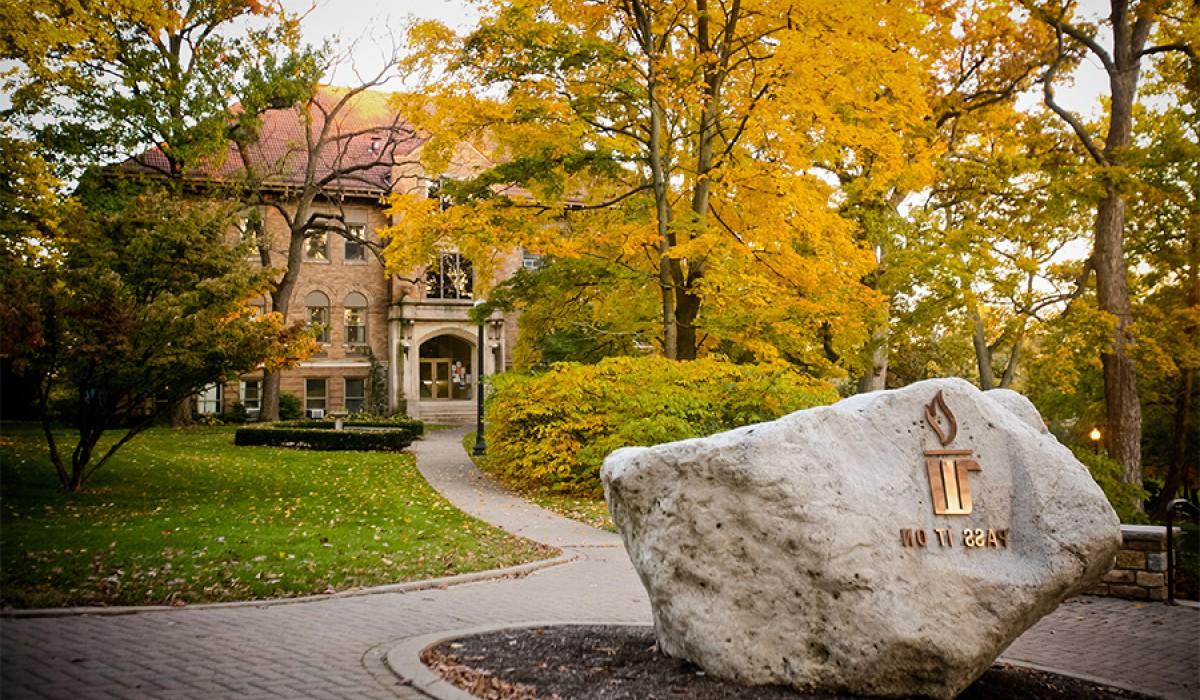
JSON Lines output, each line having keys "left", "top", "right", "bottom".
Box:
{"left": 130, "top": 88, "right": 525, "bottom": 424}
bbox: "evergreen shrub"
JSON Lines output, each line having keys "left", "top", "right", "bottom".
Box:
{"left": 278, "top": 392, "right": 302, "bottom": 420}
{"left": 485, "top": 356, "right": 838, "bottom": 496}
{"left": 224, "top": 402, "right": 250, "bottom": 424}
{"left": 233, "top": 426, "right": 417, "bottom": 451}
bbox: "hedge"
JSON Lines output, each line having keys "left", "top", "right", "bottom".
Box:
{"left": 485, "top": 356, "right": 838, "bottom": 496}
{"left": 272, "top": 419, "right": 425, "bottom": 435}
{"left": 233, "top": 426, "right": 418, "bottom": 451}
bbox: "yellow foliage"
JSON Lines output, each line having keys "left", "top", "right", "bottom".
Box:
{"left": 379, "top": 0, "right": 952, "bottom": 367}
{"left": 485, "top": 356, "right": 838, "bottom": 495}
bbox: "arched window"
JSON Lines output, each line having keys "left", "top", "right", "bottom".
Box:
{"left": 305, "top": 291, "right": 330, "bottom": 343}
{"left": 344, "top": 292, "right": 368, "bottom": 347}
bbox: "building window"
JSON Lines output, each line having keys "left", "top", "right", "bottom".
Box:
{"left": 305, "top": 378, "right": 327, "bottom": 417}
{"left": 240, "top": 380, "right": 261, "bottom": 415}
{"left": 428, "top": 177, "right": 452, "bottom": 211}
{"left": 305, "top": 230, "right": 329, "bottom": 262}
{"left": 345, "top": 224, "right": 367, "bottom": 262}
{"left": 521, "top": 249, "right": 544, "bottom": 271}
{"left": 344, "top": 292, "right": 368, "bottom": 347}
{"left": 305, "top": 290, "right": 330, "bottom": 343}
{"left": 236, "top": 209, "right": 264, "bottom": 249}
{"left": 197, "top": 383, "right": 221, "bottom": 415}
{"left": 345, "top": 378, "right": 365, "bottom": 413}
{"left": 425, "top": 252, "right": 473, "bottom": 299}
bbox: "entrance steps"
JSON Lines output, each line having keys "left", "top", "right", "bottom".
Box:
{"left": 416, "top": 404, "right": 477, "bottom": 426}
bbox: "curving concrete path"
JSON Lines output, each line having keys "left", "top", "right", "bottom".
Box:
{"left": 1, "top": 428, "right": 1196, "bottom": 699}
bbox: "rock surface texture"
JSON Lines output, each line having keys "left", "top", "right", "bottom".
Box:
{"left": 601, "top": 378, "right": 1121, "bottom": 699}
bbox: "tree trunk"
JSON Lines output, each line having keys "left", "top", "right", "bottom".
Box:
{"left": 969, "top": 302, "right": 994, "bottom": 390}
{"left": 66, "top": 431, "right": 94, "bottom": 493}
{"left": 260, "top": 370, "right": 281, "bottom": 421}
{"left": 1154, "top": 369, "right": 1193, "bottom": 519}
{"left": 1156, "top": 223, "right": 1200, "bottom": 516}
{"left": 857, "top": 322, "right": 888, "bottom": 392}
{"left": 1039, "top": 0, "right": 1157, "bottom": 493}
{"left": 999, "top": 324, "right": 1024, "bottom": 389}
{"left": 258, "top": 199, "right": 308, "bottom": 420}
{"left": 1094, "top": 187, "right": 1142, "bottom": 485}
{"left": 1092, "top": 11, "right": 1146, "bottom": 486}
{"left": 629, "top": 0, "right": 677, "bottom": 359}
{"left": 674, "top": 286, "right": 701, "bottom": 360}
{"left": 671, "top": 0, "right": 733, "bottom": 363}
{"left": 170, "top": 396, "right": 193, "bottom": 427}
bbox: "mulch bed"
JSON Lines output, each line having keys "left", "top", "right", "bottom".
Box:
{"left": 421, "top": 625, "right": 1155, "bottom": 700}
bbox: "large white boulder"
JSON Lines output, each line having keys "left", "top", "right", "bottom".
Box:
{"left": 601, "top": 378, "right": 1120, "bottom": 699}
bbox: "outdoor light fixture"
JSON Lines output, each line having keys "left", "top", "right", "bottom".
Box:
{"left": 488, "top": 319, "right": 504, "bottom": 349}
{"left": 399, "top": 318, "right": 414, "bottom": 355}
{"left": 1089, "top": 427, "right": 1102, "bottom": 454}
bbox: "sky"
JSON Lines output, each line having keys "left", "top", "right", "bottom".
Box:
{"left": 284, "top": 0, "right": 1114, "bottom": 119}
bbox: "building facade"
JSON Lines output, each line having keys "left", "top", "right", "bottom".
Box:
{"left": 150, "top": 88, "right": 521, "bottom": 424}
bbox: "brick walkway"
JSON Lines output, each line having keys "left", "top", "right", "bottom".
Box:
{"left": 2, "top": 428, "right": 1196, "bottom": 699}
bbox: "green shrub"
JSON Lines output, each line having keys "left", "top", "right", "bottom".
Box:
{"left": 224, "top": 401, "right": 250, "bottom": 424}
{"left": 272, "top": 418, "right": 425, "bottom": 434}
{"left": 1071, "top": 446, "right": 1149, "bottom": 524}
{"left": 233, "top": 426, "right": 417, "bottom": 451}
{"left": 278, "top": 392, "right": 302, "bottom": 420}
{"left": 485, "top": 356, "right": 838, "bottom": 496}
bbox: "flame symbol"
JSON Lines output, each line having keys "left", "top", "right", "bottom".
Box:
{"left": 925, "top": 390, "right": 957, "bottom": 446}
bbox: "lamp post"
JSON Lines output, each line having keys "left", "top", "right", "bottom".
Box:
{"left": 473, "top": 299, "right": 486, "bottom": 456}
{"left": 1089, "top": 427, "right": 1102, "bottom": 455}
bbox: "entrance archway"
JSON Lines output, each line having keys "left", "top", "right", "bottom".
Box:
{"left": 417, "top": 335, "right": 475, "bottom": 400}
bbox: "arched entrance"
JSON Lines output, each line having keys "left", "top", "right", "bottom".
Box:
{"left": 417, "top": 334, "right": 475, "bottom": 401}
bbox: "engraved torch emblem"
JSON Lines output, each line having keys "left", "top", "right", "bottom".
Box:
{"left": 924, "top": 390, "right": 981, "bottom": 516}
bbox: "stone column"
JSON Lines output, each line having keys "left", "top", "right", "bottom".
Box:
{"left": 387, "top": 315, "right": 401, "bottom": 414}
{"left": 1087, "top": 524, "right": 1172, "bottom": 601}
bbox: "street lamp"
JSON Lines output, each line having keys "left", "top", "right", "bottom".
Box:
{"left": 1089, "top": 427, "right": 1102, "bottom": 454}
{"left": 473, "top": 299, "right": 486, "bottom": 456}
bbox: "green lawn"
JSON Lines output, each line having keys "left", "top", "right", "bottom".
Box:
{"left": 465, "top": 433, "right": 617, "bottom": 533}
{"left": 0, "top": 424, "right": 553, "bottom": 608}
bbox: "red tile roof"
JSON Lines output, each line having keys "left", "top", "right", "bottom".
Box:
{"left": 121, "top": 87, "right": 426, "bottom": 195}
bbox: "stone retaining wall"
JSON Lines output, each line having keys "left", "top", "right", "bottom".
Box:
{"left": 1087, "top": 525, "right": 1170, "bottom": 601}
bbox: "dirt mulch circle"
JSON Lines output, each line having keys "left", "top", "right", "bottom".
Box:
{"left": 421, "top": 624, "right": 1155, "bottom": 700}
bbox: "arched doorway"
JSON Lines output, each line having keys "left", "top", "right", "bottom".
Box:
{"left": 417, "top": 334, "right": 475, "bottom": 400}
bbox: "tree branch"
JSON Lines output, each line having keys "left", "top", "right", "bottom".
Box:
{"left": 1025, "top": 0, "right": 1116, "bottom": 72}
{"left": 1042, "top": 35, "right": 1108, "bottom": 166}
{"left": 1138, "top": 42, "right": 1195, "bottom": 59}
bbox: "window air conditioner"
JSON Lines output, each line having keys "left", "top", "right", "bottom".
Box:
{"left": 309, "top": 409, "right": 325, "bottom": 419}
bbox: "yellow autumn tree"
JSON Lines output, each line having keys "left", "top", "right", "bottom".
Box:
{"left": 383, "top": 0, "right": 939, "bottom": 371}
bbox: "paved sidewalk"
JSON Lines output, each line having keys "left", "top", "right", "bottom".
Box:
{"left": 2, "top": 428, "right": 1197, "bottom": 699}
